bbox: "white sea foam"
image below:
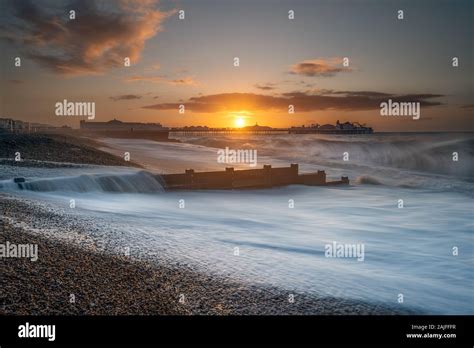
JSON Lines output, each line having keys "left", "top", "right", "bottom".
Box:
{"left": 1, "top": 133, "right": 473, "bottom": 314}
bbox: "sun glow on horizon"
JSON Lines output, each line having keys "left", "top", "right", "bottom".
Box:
{"left": 234, "top": 117, "right": 246, "bottom": 128}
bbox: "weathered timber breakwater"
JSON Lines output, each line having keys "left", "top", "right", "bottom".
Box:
{"left": 11, "top": 164, "right": 348, "bottom": 192}
{"left": 161, "top": 164, "right": 349, "bottom": 190}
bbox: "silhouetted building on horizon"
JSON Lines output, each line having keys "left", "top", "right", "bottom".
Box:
{"left": 290, "top": 120, "right": 373, "bottom": 134}
{"left": 80, "top": 118, "right": 167, "bottom": 131}
{"left": 242, "top": 123, "right": 273, "bottom": 131}
{"left": 79, "top": 118, "right": 170, "bottom": 141}
{"left": 0, "top": 118, "right": 57, "bottom": 133}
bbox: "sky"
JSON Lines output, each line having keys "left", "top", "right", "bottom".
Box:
{"left": 0, "top": 0, "right": 472, "bottom": 131}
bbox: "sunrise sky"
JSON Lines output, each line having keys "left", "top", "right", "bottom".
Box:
{"left": 0, "top": 0, "right": 472, "bottom": 131}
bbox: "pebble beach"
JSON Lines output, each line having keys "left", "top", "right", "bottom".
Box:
{"left": 1, "top": 198, "right": 417, "bottom": 315}
{"left": 0, "top": 133, "right": 419, "bottom": 315}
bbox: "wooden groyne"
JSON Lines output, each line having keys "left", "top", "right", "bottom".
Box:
{"left": 160, "top": 164, "right": 349, "bottom": 190}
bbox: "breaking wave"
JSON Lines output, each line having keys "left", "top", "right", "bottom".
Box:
{"left": 355, "top": 175, "right": 382, "bottom": 185}
{"left": 175, "top": 133, "right": 474, "bottom": 179}
{"left": 6, "top": 171, "right": 164, "bottom": 193}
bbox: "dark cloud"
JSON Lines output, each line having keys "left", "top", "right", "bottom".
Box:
{"left": 168, "top": 77, "right": 197, "bottom": 86}
{"left": 2, "top": 0, "right": 174, "bottom": 76}
{"left": 290, "top": 57, "right": 352, "bottom": 77}
{"left": 110, "top": 94, "right": 142, "bottom": 101}
{"left": 142, "top": 91, "right": 443, "bottom": 113}
{"left": 254, "top": 83, "right": 277, "bottom": 91}
{"left": 125, "top": 75, "right": 197, "bottom": 85}
{"left": 329, "top": 91, "right": 392, "bottom": 97}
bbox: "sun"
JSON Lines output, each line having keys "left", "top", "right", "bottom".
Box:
{"left": 234, "top": 117, "right": 246, "bottom": 128}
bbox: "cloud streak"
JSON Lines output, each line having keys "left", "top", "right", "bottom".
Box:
{"left": 254, "top": 83, "right": 277, "bottom": 91}
{"left": 110, "top": 94, "right": 142, "bottom": 101}
{"left": 125, "top": 75, "right": 198, "bottom": 86}
{"left": 290, "top": 57, "right": 352, "bottom": 77}
{"left": 142, "top": 91, "right": 443, "bottom": 113}
{"left": 168, "top": 77, "right": 198, "bottom": 86}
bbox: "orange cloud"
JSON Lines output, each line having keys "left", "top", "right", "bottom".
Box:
{"left": 4, "top": 0, "right": 174, "bottom": 76}
{"left": 168, "top": 77, "right": 198, "bottom": 86}
{"left": 126, "top": 75, "right": 165, "bottom": 83}
{"left": 290, "top": 57, "right": 352, "bottom": 77}
{"left": 142, "top": 91, "right": 443, "bottom": 113}
{"left": 126, "top": 75, "right": 198, "bottom": 86}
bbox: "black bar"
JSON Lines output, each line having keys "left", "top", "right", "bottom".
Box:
{"left": 0, "top": 315, "right": 472, "bottom": 346}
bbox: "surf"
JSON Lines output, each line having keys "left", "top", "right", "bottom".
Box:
{"left": 3, "top": 171, "right": 164, "bottom": 193}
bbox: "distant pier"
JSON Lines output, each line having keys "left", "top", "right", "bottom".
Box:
{"left": 169, "top": 128, "right": 289, "bottom": 136}
{"left": 169, "top": 121, "right": 372, "bottom": 136}
{"left": 169, "top": 128, "right": 373, "bottom": 136}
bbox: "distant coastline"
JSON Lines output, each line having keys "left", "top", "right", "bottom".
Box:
{"left": 2, "top": 117, "right": 374, "bottom": 137}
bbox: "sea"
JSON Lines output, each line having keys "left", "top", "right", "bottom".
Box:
{"left": 1, "top": 132, "right": 473, "bottom": 314}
